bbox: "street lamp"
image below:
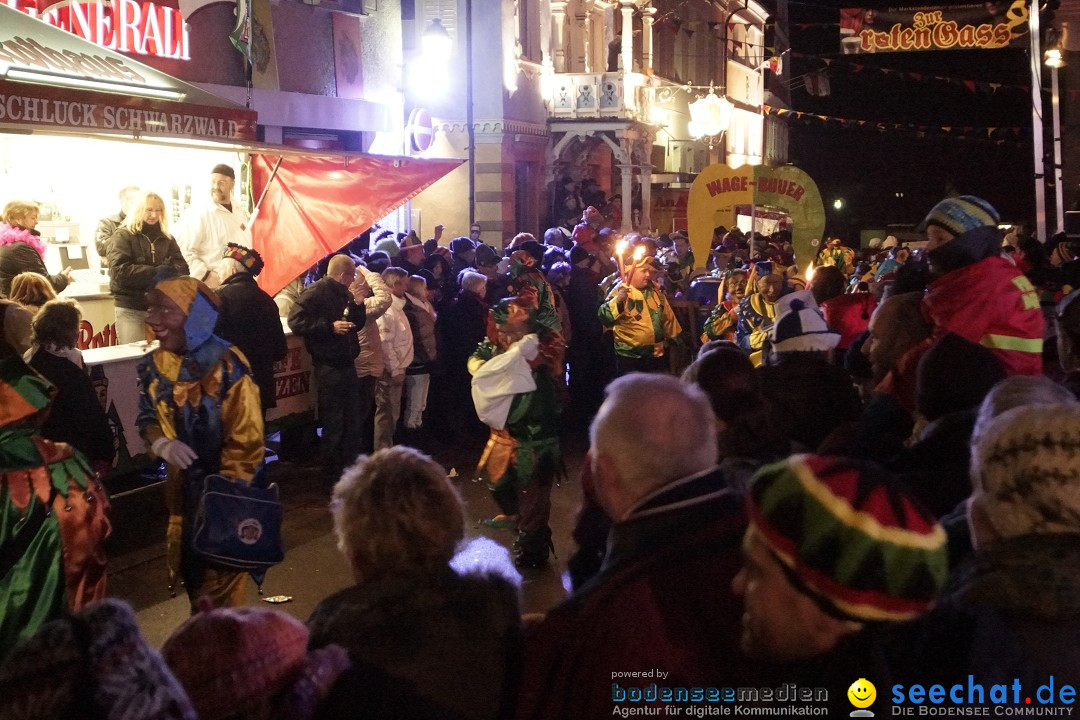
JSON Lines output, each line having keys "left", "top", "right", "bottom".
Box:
{"left": 411, "top": 19, "right": 452, "bottom": 97}
{"left": 421, "top": 18, "right": 452, "bottom": 57}
{"left": 688, "top": 88, "right": 734, "bottom": 151}
{"left": 1045, "top": 24, "right": 1067, "bottom": 232}
{"left": 1044, "top": 26, "right": 1066, "bottom": 68}
{"left": 833, "top": 198, "right": 844, "bottom": 211}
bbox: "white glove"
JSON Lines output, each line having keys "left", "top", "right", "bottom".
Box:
{"left": 151, "top": 437, "right": 198, "bottom": 469}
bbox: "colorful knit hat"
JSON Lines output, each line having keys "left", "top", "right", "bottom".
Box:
{"left": 162, "top": 607, "right": 309, "bottom": 720}
{"left": 0, "top": 599, "right": 197, "bottom": 720}
{"left": 152, "top": 276, "right": 220, "bottom": 351}
{"left": 919, "top": 195, "right": 1000, "bottom": 237}
{"left": 971, "top": 403, "right": 1080, "bottom": 539}
{"left": 747, "top": 454, "right": 948, "bottom": 622}
{"left": 769, "top": 292, "right": 840, "bottom": 354}
{"left": 222, "top": 242, "right": 265, "bottom": 276}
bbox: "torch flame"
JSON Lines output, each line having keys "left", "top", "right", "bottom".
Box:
{"left": 615, "top": 240, "right": 628, "bottom": 256}
{"left": 805, "top": 263, "right": 815, "bottom": 283}
{"left": 632, "top": 246, "right": 646, "bottom": 262}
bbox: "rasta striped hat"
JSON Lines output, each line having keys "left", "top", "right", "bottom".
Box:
{"left": 919, "top": 195, "right": 1000, "bottom": 237}
{"left": 747, "top": 455, "right": 948, "bottom": 623}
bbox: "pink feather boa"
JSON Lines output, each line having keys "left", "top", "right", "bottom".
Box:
{"left": 0, "top": 222, "right": 47, "bottom": 258}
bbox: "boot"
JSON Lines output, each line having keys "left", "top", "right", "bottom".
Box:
{"left": 513, "top": 527, "right": 555, "bottom": 570}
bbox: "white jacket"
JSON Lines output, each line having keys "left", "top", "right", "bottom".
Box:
{"left": 173, "top": 201, "right": 249, "bottom": 284}
{"left": 376, "top": 294, "right": 414, "bottom": 376}
{"left": 354, "top": 267, "right": 394, "bottom": 378}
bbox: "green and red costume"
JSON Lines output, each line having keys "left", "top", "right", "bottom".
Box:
{"left": 0, "top": 356, "right": 111, "bottom": 662}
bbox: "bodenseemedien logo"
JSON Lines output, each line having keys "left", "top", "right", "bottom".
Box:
{"left": 848, "top": 678, "right": 876, "bottom": 717}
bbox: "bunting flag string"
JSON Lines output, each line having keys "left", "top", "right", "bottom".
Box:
{"left": 790, "top": 51, "right": 1029, "bottom": 94}
{"left": 762, "top": 104, "right": 1028, "bottom": 144}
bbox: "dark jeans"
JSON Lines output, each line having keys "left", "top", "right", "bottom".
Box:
{"left": 615, "top": 352, "right": 669, "bottom": 376}
{"left": 314, "top": 364, "right": 364, "bottom": 482}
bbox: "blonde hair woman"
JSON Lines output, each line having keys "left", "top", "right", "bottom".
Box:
{"left": 307, "top": 447, "right": 521, "bottom": 720}
{"left": 107, "top": 192, "right": 188, "bottom": 343}
{"left": 0, "top": 200, "right": 71, "bottom": 296}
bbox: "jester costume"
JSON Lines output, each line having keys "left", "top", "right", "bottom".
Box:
{"left": 819, "top": 242, "right": 855, "bottom": 275}
{"left": 470, "top": 292, "right": 562, "bottom": 568}
{"left": 136, "top": 277, "right": 264, "bottom": 610}
{"left": 506, "top": 249, "right": 563, "bottom": 336}
{"left": 0, "top": 356, "right": 110, "bottom": 662}
{"left": 700, "top": 270, "right": 748, "bottom": 343}
{"left": 734, "top": 292, "right": 779, "bottom": 366}
{"left": 597, "top": 258, "right": 682, "bottom": 375}
{"left": 872, "top": 245, "right": 911, "bottom": 283}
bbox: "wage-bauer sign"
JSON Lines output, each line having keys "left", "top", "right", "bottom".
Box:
{"left": 839, "top": 1, "right": 1029, "bottom": 54}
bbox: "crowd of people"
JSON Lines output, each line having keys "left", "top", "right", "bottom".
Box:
{"left": 2, "top": 185, "right": 1080, "bottom": 718}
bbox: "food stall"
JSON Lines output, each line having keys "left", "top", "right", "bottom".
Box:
{"left": 2, "top": 6, "right": 462, "bottom": 485}
{"left": 0, "top": 2, "right": 257, "bottom": 349}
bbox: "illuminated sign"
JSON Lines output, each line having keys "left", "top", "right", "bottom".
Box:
{"left": 0, "top": 35, "right": 148, "bottom": 84}
{"left": 6, "top": 0, "right": 190, "bottom": 60}
{"left": 839, "top": 1, "right": 1029, "bottom": 54}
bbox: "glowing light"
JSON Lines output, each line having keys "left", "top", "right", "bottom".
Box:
{"left": 688, "top": 91, "right": 734, "bottom": 139}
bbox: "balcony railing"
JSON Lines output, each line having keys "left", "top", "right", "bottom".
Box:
{"left": 547, "top": 71, "right": 652, "bottom": 123}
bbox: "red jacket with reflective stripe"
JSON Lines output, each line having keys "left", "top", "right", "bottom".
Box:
{"left": 922, "top": 256, "right": 1044, "bottom": 377}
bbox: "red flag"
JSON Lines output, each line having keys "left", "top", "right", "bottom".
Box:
{"left": 249, "top": 153, "right": 462, "bottom": 296}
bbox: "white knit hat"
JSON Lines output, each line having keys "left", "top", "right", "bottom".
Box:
{"left": 971, "top": 403, "right": 1080, "bottom": 539}
{"left": 769, "top": 291, "right": 840, "bottom": 354}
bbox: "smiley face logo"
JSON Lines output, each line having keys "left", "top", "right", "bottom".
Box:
{"left": 848, "top": 678, "right": 876, "bottom": 710}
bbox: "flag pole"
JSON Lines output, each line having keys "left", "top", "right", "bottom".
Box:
{"left": 246, "top": 156, "right": 284, "bottom": 228}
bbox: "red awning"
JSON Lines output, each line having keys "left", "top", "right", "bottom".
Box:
{"left": 249, "top": 153, "right": 463, "bottom": 296}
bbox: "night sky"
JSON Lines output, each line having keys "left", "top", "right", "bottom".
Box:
{"left": 779, "top": 0, "right": 1038, "bottom": 241}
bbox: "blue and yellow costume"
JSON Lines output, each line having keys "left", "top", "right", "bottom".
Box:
{"left": 735, "top": 292, "right": 779, "bottom": 365}
{"left": 136, "top": 277, "right": 264, "bottom": 610}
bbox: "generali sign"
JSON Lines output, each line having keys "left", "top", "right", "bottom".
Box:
{"left": 0, "top": 34, "right": 149, "bottom": 83}
{"left": 5, "top": 0, "right": 190, "bottom": 60}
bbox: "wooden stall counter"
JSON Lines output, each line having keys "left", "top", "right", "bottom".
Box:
{"left": 83, "top": 319, "right": 316, "bottom": 492}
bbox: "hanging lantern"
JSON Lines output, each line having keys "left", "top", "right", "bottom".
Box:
{"left": 688, "top": 90, "right": 734, "bottom": 139}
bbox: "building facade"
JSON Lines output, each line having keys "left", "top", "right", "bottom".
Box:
{"left": 407, "top": 0, "right": 787, "bottom": 243}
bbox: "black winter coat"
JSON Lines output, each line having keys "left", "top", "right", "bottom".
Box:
{"left": 95, "top": 212, "right": 123, "bottom": 261}
{"left": 437, "top": 289, "right": 488, "bottom": 380}
{"left": 215, "top": 272, "right": 288, "bottom": 411}
{"left": 28, "top": 348, "right": 114, "bottom": 466}
{"left": 0, "top": 231, "right": 69, "bottom": 297}
{"left": 287, "top": 278, "right": 365, "bottom": 369}
{"left": 307, "top": 566, "right": 520, "bottom": 720}
{"left": 107, "top": 224, "right": 188, "bottom": 310}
